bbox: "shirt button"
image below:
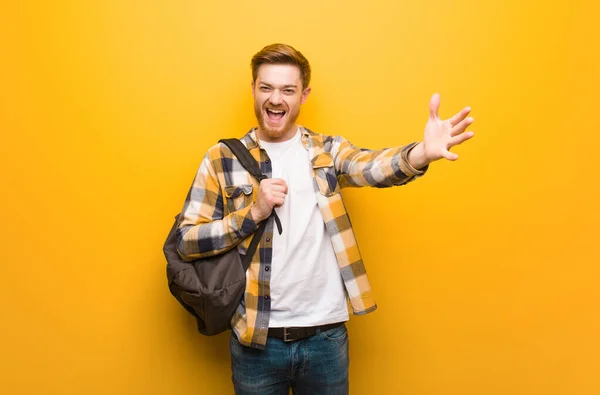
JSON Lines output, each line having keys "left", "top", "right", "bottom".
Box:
{"left": 266, "top": 238, "right": 271, "bottom": 242}
{"left": 264, "top": 296, "right": 270, "bottom": 300}
{"left": 265, "top": 159, "right": 270, "bottom": 163}
{"left": 265, "top": 266, "right": 270, "bottom": 271}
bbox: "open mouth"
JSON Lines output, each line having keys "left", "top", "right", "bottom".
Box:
{"left": 266, "top": 108, "right": 286, "bottom": 122}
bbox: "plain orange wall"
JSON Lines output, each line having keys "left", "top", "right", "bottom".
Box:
{"left": 1, "top": 1, "right": 599, "bottom": 394}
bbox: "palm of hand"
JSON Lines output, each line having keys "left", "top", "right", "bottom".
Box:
{"left": 423, "top": 93, "right": 474, "bottom": 162}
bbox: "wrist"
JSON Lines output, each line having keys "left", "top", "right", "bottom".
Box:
{"left": 406, "top": 142, "right": 430, "bottom": 170}
{"left": 250, "top": 204, "right": 267, "bottom": 223}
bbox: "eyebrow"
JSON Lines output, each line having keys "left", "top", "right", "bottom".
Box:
{"left": 259, "top": 83, "right": 298, "bottom": 89}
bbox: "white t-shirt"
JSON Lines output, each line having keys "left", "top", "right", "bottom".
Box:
{"left": 259, "top": 129, "right": 349, "bottom": 327}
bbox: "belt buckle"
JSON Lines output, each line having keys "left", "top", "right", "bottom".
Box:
{"left": 283, "top": 327, "right": 304, "bottom": 342}
{"left": 283, "top": 328, "right": 293, "bottom": 342}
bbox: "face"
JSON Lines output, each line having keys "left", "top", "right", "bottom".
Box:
{"left": 252, "top": 64, "right": 311, "bottom": 142}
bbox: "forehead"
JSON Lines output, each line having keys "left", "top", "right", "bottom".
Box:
{"left": 256, "top": 64, "right": 302, "bottom": 86}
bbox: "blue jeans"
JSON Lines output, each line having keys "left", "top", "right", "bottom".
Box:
{"left": 230, "top": 324, "right": 349, "bottom": 394}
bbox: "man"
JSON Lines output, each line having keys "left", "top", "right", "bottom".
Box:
{"left": 176, "top": 43, "right": 474, "bottom": 394}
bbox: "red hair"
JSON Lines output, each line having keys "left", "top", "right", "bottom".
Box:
{"left": 251, "top": 43, "right": 311, "bottom": 88}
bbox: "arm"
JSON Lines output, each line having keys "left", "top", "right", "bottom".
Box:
{"left": 176, "top": 151, "right": 258, "bottom": 261}
{"left": 335, "top": 93, "right": 475, "bottom": 188}
{"left": 332, "top": 138, "right": 427, "bottom": 189}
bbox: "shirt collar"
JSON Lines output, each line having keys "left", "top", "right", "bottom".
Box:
{"left": 246, "top": 126, "right": 310, "bottom": 150}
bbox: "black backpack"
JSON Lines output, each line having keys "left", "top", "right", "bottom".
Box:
{"left": 163, "top": 138, "right": 281, "bottom": 335}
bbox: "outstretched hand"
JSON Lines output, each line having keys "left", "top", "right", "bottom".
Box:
{"left": 422, "top": 93, "right": 474, "bottom": 162}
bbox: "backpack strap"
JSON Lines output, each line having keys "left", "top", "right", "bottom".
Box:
{"left": 218, "top": 138, "right": 283, "bottom": 271}
{"left": 219, "top": 138, "right": 267, "bottom": 183}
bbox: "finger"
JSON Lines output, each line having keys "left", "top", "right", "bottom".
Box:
{"left": 449, "top": 106, "right": 471, "bottom": 127}
{"left": 429, "top": 93, "right": 440, "bottom": 120}
{"left": 270, "top": 184, "right": 288, "bottom": 194}
{"left": 449, "top": 131, "right": 475, "bottom": 148}
{"left": 450, "top": 116, "right": 474, "bottom": 136}
{"left": 271, "top": 178, "right": 288, "bottom": 193}
{"left": 442, "top": 149, "right": 459, "bottom": 161}
{"left": 271, "top": 194, "right": 286, "bottom": 206}
{"left": 271, "top": 191, "right": 287, "bottom": 200}
{"left": 266, "top": 193, "right": 286, "bottom": 207}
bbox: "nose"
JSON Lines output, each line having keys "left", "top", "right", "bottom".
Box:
{"left": 269, "top": 90, "right": 283, "bottom": 106}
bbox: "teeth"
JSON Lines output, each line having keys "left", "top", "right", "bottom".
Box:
{"left": 267, "top": 109, "right": 285, "bottom": 114}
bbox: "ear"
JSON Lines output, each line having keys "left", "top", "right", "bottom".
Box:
{"left": 300, "top": 87, "right": 311, "bottom": 104}
{"left": 251, "top": 81, "right": 255, "bottom": 97}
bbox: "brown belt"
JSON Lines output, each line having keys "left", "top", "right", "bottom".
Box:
{"left": 268, "top": 322, "right": 345, "bottom": 342}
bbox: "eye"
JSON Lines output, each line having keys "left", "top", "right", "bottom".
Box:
{"left": 284, "top": 89, "right": 295, "bottom": 94}
{"left": 260, "top": 86, "right": 272, "bottom": 92}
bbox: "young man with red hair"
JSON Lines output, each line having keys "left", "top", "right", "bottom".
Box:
{"left": 176, "top": 43, "right": 474, "bottom": 394}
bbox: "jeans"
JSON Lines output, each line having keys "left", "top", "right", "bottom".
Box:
{"left": 230, "top": 324, "right": 349, "bottom": 395}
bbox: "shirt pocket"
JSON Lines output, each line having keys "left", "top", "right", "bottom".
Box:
{"left": 224, "top": 184, "right": 254, "bottom": 212}
{"left": 312, "top": 152, "right": 339, "bottom": 197}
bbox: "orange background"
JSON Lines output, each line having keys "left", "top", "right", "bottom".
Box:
{"left": 1, "top": 1, "right": 599, "bottom": 394}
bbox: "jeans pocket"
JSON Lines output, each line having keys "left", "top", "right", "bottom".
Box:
{"left": 229, "top": 330, "right": 245, "bottom": 359}
{"left": 321, "top": 324, "right": 348, "bottom": 342}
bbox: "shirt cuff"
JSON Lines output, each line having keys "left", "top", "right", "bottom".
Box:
{"left": 399, "top": 142, "right": 428, "bottom": 177}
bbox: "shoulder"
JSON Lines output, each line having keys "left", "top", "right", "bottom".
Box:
{"left": 205, "top": 129, "right": 255, "bottom": 160}
{"left": 301, "top": 127, "right": 347, "bottom": 152}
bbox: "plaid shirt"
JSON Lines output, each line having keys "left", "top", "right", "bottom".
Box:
{"left": 176, "top": 127, "right": 427, "bottom": 349}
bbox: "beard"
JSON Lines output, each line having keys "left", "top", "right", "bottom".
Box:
{"left": 254, "top": 100, "right": 300, "bottom": 141}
